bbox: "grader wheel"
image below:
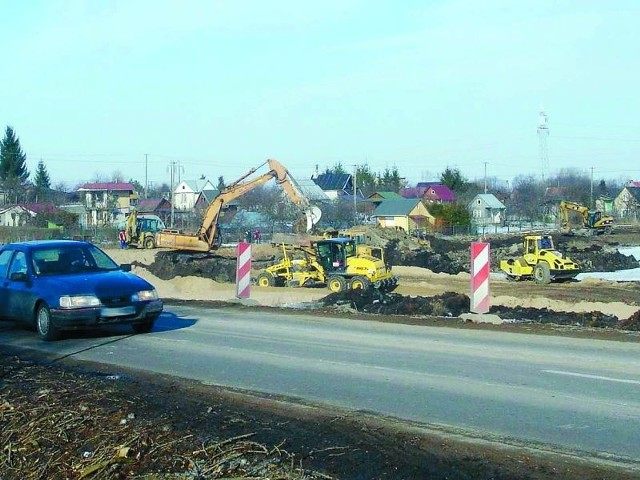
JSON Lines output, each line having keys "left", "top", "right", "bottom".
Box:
{"left": 327, "top": 275, "right": 347, "bottom": 293}
{"left": 349, "top": 275, "right": 370, "bottom": 290}
{"left": 256, "top": 272, "right": 276, "bottom": 287}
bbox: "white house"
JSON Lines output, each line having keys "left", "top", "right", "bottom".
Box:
{"left": 174, "top": 179, "right": 215, "bottom": 211}
{"left": 468, "top": 193, "right": 506, "bottom": 227}
{"left": 0, "top": 205, "right": 34, "bottom": 226}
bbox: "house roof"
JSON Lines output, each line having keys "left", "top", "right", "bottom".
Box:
{"left": 0, "top": 205, "right": 33, "bottom": 215}
{"left": 399, "top": 187, "right": 428, "bottom": 198}
{"left": 19, "top": 203, "right": 60, "bottom": 214}
{"left": 296, "top": 179, "right": 330, "bottom": 202}
{"left": 366, "top": 191, "right": 402, "bottom": 201}
{"left": 196, "top": 189, "right": 220, "bottom": 204}
{"left": 471, "top": 194, "right": 506, "bottom": 209}
{"left": 424, "top": 185, "right": 455, "bottom": 202}
{"left": 624, "top": 186, "right": 640, "bottom": 202}
{"left": 311, "top": 173, "right": 351, "bottom": 191}
{"left": 77, "top": 182, "right": 136, "bottom": 192}
{"left": 372, "top": 198, "right": 423, "bottom": 216}
{"left": 138, "top": 198, "right": 171, "bottom": 211}
{"left": 416, "top": 181, "right": 440, "bottom": 188}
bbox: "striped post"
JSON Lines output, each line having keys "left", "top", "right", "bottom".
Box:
{"left": 470, "top": 241, "right": 490, "bottom": 314}
{"left": 236, "top": 242, "right": 252, "bottom": 299}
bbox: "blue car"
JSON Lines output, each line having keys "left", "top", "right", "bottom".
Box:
{"left": 0, "top": 240, "right": 163, "bottom": 341}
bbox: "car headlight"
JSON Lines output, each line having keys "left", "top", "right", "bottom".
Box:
{"left": 132, "top": 289, "right": 158, "bottom": 302}
{"left": 59, "top": 295, "right": 101, "bottom": 309}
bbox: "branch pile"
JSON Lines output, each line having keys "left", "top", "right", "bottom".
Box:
{"left": 0, "top": 355, "right": 329, "bottom": 479}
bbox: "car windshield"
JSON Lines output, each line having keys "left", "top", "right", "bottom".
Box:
{"left": 32, "top": 244, "right": 119, "bottom": 275}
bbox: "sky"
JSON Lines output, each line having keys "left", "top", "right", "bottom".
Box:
{"left": 2, "top": 0, "right": 639, "bottom": 191}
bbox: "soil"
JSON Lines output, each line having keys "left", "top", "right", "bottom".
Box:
{"left": 3, "top": 227, "right": 640, "bottom": 479}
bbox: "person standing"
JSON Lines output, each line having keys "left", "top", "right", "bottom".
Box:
{"left": 118, "top": 229, "right": 127, "bottom": 249}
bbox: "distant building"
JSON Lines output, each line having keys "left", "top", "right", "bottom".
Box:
{"left": 76, "top": 182, "right": 138, "bottom": 226}
{"left": 311, "top": 173, "right": 354, "bottom": 200}
{"left": 371, "top": 198, "right": 434, "bottom": 233}
{"left": 174, "top": 179, "right": 215, "bottom": 211}
{"left": 614, "top": 186, "right": 640, "bottom": 220}
{"left": 468, "top": 194, "right": 506, "bottom": 227}
{"left": 137, "top": 198, "right": 172, "bottom": 224}
{"left": 0, "top": 205, "right": 34, "bottom": 226}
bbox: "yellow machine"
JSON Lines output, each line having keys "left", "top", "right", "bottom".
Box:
{"left": 499, "top": 234, "right": 580, "bottom": 284}
{"left": 124, "top": 210, "right": 166, "bottom": 249}
{"left": 559, "top": 200, "right": 614, "bottom": 235}
{"left": 155, "top": 159, "right": 321, "bottom": 252}
{"left": 256, "top": 237, "right": 398, "bottom": 293}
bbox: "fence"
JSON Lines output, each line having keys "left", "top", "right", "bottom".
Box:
{"left": 0, "top": 226, "right": 120, "bottom": 247}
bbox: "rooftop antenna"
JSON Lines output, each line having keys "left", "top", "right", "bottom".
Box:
{"left": 537, "top": 108, "right": 549, "bottom": 182}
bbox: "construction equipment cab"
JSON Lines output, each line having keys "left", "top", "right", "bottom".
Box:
{"left": 499, "top": 234, "right": 580, "bottom": 284}
{"left": 124, "top": 210, "right": 166, "bottom": 249}
{"left": 559, "top": 200, "right": 614, "bottom": 235}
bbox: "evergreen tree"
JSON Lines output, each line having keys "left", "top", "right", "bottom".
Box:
{"left": 0, "top": 126, "right": 30, "bottom": 202}
{"left": 216, "top": 175, "right": 226, "bottom": 191}
{"left": 440, "top": 167, "right": 468, "bottom": 193}
{"left": 34, "top": 160, "right": 51, "bottom": 190}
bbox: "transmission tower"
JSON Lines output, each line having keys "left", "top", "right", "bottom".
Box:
{"left": 537, "top": 109, "right": 549, "bottom": 181}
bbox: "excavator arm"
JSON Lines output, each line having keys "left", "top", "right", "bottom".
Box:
{"left": 157, "top": 158, "right": 321, "bottom": 252}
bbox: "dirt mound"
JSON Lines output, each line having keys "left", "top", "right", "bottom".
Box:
{"left": 321, "top": 290, "right": 622, "bottom": 329}
{"left": 392, "top": 234, "right": 639, "bottom": 275}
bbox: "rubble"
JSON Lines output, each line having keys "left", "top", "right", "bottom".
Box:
{"left": 320, "top": 290, "right": 624, "bottom": 329}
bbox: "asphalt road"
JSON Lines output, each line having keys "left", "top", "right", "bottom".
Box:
{"left": 2, "top": 305, "right": 640, "bottom": 465}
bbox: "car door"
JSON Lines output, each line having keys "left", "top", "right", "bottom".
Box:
{"left": 4, "top": 249, "right": 35, "bottom": 323}
{"left": 0, "top": 248, "right": 13, "bottom": 319}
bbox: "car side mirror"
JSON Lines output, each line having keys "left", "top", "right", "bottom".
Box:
{"left": 10, "top": 272, "right": 29, "bottom": 282}
{"left": 120, "top": 263, "right": 132, "bottom": 272}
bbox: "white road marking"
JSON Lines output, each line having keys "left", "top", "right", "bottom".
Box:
{"left": 543, "top": 369, "right": 640, "bottom": 385}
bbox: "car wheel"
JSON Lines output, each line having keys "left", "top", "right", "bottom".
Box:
{"left": 36, "top": 303, "right": 60, "bottom": 341}
{"left": 533, "top": 262, "right": 551, "bottom": 285}
{"left": 349, "top": 275, "right": 370, "bottom": 290}
{"left": 144, "top": 237, "right": 155, "bottom": 249}
{"left": 257, "top": 272, "right": 275, "bottom": 287}
{"left": 133, "top": 318, "right": 155, "bottom": 334}
{"left": 327, "top": 275, "right": 347, "bottom": 293}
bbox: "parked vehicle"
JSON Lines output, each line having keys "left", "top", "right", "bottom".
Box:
{"left": 0, "top": 240, "right": 163, "bottom": 340}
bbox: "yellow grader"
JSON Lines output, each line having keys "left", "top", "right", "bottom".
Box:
{"left": 499, "top": 234, "right": 581, "bottom": 284}
{"left": 256, "top": 237, "right": 398, "bottom": 293}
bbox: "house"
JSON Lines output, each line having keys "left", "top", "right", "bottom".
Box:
{"left": 59, "top": 204, "right": 89, "bottom": 228}
{"left": 174, "top": 179, "right": 215, "bottom": 211}
{"left": 365, "top": 191, "right": 403, "bottom": 206}
{"left": 0, "top": 205, "right": 34, "bottom": 226}
{"left": 76, "top": 182, "right": 138, "bottom": 226}
{"left": 311, "top": 173, "right": 353, "bottom": 200}
{"left": 614, "top": 186, "right": 640, "bottom": 220}
{"left": 137, "top": 198, "right": 172, "bottom": 224}
{"left": 468, "top": 194, "right": 506, "bottom": 227}
{"left": 422, "top": 185, "right": 455, "bottom": 204}
{"left": 371, "top": 198, "right": 435, "bottom": 233}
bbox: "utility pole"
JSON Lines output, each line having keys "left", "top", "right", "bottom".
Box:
{"left": 483, "top": 162, "right": 488, "bottom": 194}
{"left": 353, "top": 164, "right": 357, "bottom": 225}
{"left": 590, "top": 167, "right": 594, "bottom": 209}
{"left": 168, "top": 161, "right": 177, "bottom": 227}
{"left": 144, "top": 154, "right": 148, "bottom": 199}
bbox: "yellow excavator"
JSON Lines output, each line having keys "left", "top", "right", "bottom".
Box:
{"left": 559, "top": 200, "right": 614, "bottom": 235}
{"left": 155, "top": 159, "right": 321, "bottom": 252}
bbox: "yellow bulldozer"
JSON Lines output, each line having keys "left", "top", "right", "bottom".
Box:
{"left": 499, "top": 234, "right": 581, "bottom": 284}
{"left": 256, "top": 237, "right": 398, "bottom": 293}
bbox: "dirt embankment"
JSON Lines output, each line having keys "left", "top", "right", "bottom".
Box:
{"left": 107, "top": 226, "right": 640, "bottom": 330}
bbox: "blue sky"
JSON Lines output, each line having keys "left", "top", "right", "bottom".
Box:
{"left": 2, "top": 0, "right": 639, "bottom": 190}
